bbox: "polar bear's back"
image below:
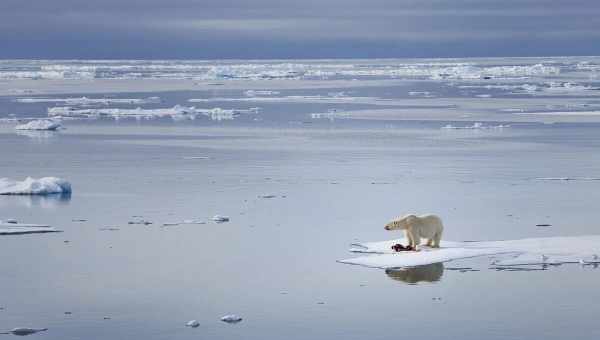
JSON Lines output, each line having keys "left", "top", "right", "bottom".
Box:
{"left": 414, "top": 214, "right": 443, "bottom": 238}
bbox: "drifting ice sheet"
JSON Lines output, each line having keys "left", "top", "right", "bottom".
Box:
{"left": 0, "top": 177, "right": 72, "bottom": 195}
{"left": 0, "top": 222, "right": 60, "bottom": 235}
{"left": 15, "top": 120, "right": 61, "bottom": 131}
{"left": 338, "top": 236, "right": 600, "bottom": 269}
{"left": 48, "top": 105, "right": 258, "bottom": 121}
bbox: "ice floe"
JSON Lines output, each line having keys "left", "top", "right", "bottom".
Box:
{"left": 0, "top": 328, "right": 48, "bottom": 336}
{"left": 0, "top": 221, "right": 60, "bottom": 235}
{"left": 441, "top": 122, "right": 510, "bottom": 130}
{"left": 0, "top": 177, "right": 72, "bottom": 195}
{"left": 244, "top": 90, "right": 280, "bottom": 96}
{"left": 220, "top": 315, "right": 242, "bottom": 323}
{"left": 15, "top": 96, "right": 161, "bottom": 105}
{"left": 338, "top": 236, "right": 600, "bottom": 269}
{"left": 186, "top": 320, "right": 200, "bottom": 328}
{"left": 212, "top": 215, "right": 230, "bottom": 223}
{"left": 14, "top": 120, "right": 61, "bottom": 131}
{"left": 535, "top": 177, "right": 600, "bottom": 181}
{"left": 47, "top": 105, "right": 258, "bottom": 121}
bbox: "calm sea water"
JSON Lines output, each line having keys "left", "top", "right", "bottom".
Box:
{"left": 2, "top": 58, "right": 600, "bottom": 339}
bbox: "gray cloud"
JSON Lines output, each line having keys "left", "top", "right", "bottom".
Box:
{"left": 1, "top": 0, "right": 599, "bottom": 58}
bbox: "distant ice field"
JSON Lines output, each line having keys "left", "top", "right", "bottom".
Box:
{"left": 2, "top": 57, "right": 600, "bottom": 124}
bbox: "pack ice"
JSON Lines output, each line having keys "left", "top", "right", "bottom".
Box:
{"left": 0, "top": 177, "right": 72, "bottom": 195}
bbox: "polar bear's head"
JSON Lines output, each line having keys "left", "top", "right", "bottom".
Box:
{"left": 384, "top": 214, "right": 417, "bottom": 230}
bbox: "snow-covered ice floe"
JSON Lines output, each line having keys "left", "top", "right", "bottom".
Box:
{"left": 212, "top": 215, "right": 230, "bottom": 223}
{"left": 220, "top": 315, "right": 242, "bottom": 323}
{"left": 535, "top": 177, "right": 600, "bottom": 181}
{"left": 338, "top": 236, "right": 600, "bottom": 269}
{"left": 0, "top": 221, "right": 61, "bottom": 235}
{"left": 47, "top": 105, "right": 258, "bottom": 121}
{"left": 441, "top": 122, "right": 510, "bottom": 130}
{"left": 0, "top": 328, "right": 48, "bottom": 336}
{"left": 0, "top": 177, "right": 72, "bottom": 195}
{"left": 15, "top": 96, "right": 160, "bottom": 105}
{"left": 15, "top": 120, "right": 61, "bottom": 131}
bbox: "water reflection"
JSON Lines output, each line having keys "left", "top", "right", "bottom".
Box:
{"left": 0, "top": 193, "right": 71, "bottom": 209}
{"left": 385, "top": 263, "right": 444, "bottom": 284}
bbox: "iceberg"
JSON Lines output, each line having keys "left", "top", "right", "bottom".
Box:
{"left": 338, "top": 236, "right": 600, "bottom": 269}
{"left": 0, "top": 177, "right": 72, "bottom": 195}
{"left": 15, "top": 120, "right": 61, "bottom": 131}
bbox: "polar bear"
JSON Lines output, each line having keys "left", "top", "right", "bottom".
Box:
{"left": 384, "top": 214, "right": 444, "bottom": 248}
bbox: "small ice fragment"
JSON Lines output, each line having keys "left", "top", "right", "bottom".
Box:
{"left": 128, "top": 219, "right": 152, "bottom": 225}
{"left": 220, "top": 315, "right": 242, "bottom": 323}
{"left": 99, "top": 227, "right": 120, "bottom": 231}
{"left": 181, "top": 219, "right": 206, "bottom": 224}
{"left": 186, "top": 320, "right": 200, "bottom": 328}
{"left": 212, "top": 215, "right": 230, "bottom": 223}
{"left": 0, "top": 177, "right": 72, "bottom": 195}
{"left": 15, "top": 120, "right": 61, "bottom": 131}
{"left": 183, "top": 156, "right": 210, "bottom": 160}
{"left": 7, "top": 328, "right": 48, "bottom": 336}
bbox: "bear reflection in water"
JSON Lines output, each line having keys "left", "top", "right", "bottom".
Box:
{"left": 385, "top": 262, "right": 444, "bottom": 284}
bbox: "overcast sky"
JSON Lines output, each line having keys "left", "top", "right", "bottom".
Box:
{"left": 1, "top": 0, "right": 599, "bottom": 59}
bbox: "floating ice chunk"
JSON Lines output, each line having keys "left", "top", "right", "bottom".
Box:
{"left": 0, "top": 222, "right": 59, "bottom": 235}
{"left": 128, "top": 219, "right": 152, "bottom": 225}
{"left": 1, "top": 328, "right": 48, "bottom": 336}
{"left": 186, "top": 320, "right": 200, "bottom": 328}
{"left": 244, "top": 90, "right": 280, "bottom": 96}
{"left": 212, "top": 215, "right": 230, "bottom": 223}
{"left": 180, "top": 219, "right": 206, "bottom": 224}
{"left": 0, "top": 177, "right": 72, "bottom": 195}
{"left": 534, "top": 177, "right": 600, "bottom": 181}
{"left": 441, "top": 122, "right": 510, "bottom": 130}
{"left": 220, "top": 315, "right": 242, "bottom": 323}
{"left": 47, "top": 105, "right": 258, "bottom": 121}
{"left": 339, "top": 236, "right": 600, "bottom": 269}
{"left": 15, "top": 120, "right": 61, "bottom": 131}
{"left": 183, "top": 156, "right": 210, "bottom": 160}
{"left": 15, "top": 96, "right": 160, "bottom": 105}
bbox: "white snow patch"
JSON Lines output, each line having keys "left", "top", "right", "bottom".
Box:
{"left": 15, "top": 120, "right": 61, "bottom": 131}
{"left": 0, "top": 177, "right": 72, "bottom": 195}
{"left": 338, "top": 236, "right": 600, "bottom": 269}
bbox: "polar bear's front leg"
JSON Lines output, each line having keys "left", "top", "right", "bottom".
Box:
{"left": 406, "top": 227, "right": 420, "bottom": 250}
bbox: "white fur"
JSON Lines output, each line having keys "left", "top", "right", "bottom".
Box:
{"left": 385, "top": 214, "right": 444, "bottom": 248}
